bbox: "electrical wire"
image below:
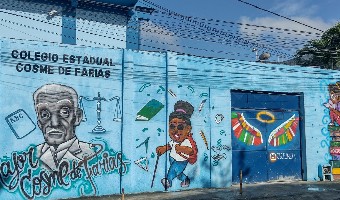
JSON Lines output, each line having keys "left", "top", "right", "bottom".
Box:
{"left": 0, "top": 0, "right": 310, "bottom": 61}
{"left": 3, "top": 0, "right": 314, "bottom": 59}
{"left": 139, "top": 0, "right": 337, "bottom": 65}
{"left": 138, "top": 0, "right": 323, "bottom": 59}
{"left": 0, "top": 0, "right": 334, "bottom": 66}
{"left": 140, "top": 0, "right": 322, "bottom": 36}
{"left": 235, "top": 0, "right": 324, "bottom": 33}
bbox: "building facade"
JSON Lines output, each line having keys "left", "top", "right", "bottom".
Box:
{"left": 0, "top": 0, "right": 339, "bottom": 199}
{"left": 0, "top": 37, "right": 338, "bottom": 199}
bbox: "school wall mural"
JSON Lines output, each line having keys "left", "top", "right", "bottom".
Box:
{"left": 120, "top": 56, "right": 217, "bottom": 193}
{"left": 0, "top": 40, "right": 129, "bottom": 199}
{"left": 323, "top": 81, "right": 340, "bottom": 179}
{"left": 0, "top": 38, "right": 339, "bottom": 199}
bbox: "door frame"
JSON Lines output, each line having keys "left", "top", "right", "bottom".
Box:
{"left": 230, "top": 89, "right": 306, "bottom": 182}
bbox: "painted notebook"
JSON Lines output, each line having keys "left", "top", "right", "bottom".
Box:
{"left": 136, "top": 99, "right": 164, "bottom": 121}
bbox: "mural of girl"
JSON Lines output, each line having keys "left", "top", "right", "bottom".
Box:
{"left": 156, "top": 100, "right": 198, "bottom": 189}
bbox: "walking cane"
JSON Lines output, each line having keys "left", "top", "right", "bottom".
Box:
{"left": 151, "top": 154, "right": 160, "bottom": 188}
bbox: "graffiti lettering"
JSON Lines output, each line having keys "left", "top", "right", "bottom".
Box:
{"left": 212, "top": 154, "right": 226, "bottom": 162}
{"left": 211, "top": 141, "right": 231, "bottom": 166}
{"left": 212, "top": 145, "right": 231, "bottom": 152}
{"left": 77, "top": 145, "right": 130, "bottom": 196}
{"left": 0, "top": 147, "right": 38, "bottom": 191}
{"left": 20, "top": 161, "right": 71, "bottom": 199}
{"left": 83, "top": 151, "right": 129, "bottom": 183}
{"left": 0, "top": 144, "right": 130, "bottom": 198}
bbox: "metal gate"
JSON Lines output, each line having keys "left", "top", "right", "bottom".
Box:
{"left": 231, "top": 90, "right": 303, "bottom": 183}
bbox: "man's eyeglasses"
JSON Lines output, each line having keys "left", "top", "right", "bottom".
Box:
{"left": 169, "top": 124, "right": 186, "bottom": 130}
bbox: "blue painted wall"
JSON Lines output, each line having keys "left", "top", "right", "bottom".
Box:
{"left": 0, "top": 38, "right": 338, "bottom": 199}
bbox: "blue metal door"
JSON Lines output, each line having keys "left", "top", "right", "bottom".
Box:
{"left": 267, "top": 111, "right": 302, "bottom": 180}
{"left": 231, "top": 91, "right": 302, "bottom": 183}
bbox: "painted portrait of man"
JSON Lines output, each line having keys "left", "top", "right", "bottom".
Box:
{"left": 33, "top": 83, "right": 96, "bottom": 171}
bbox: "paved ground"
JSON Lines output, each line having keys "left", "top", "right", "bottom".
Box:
{"left": 68, "top": 180, "right": 340, "bottom": 200}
